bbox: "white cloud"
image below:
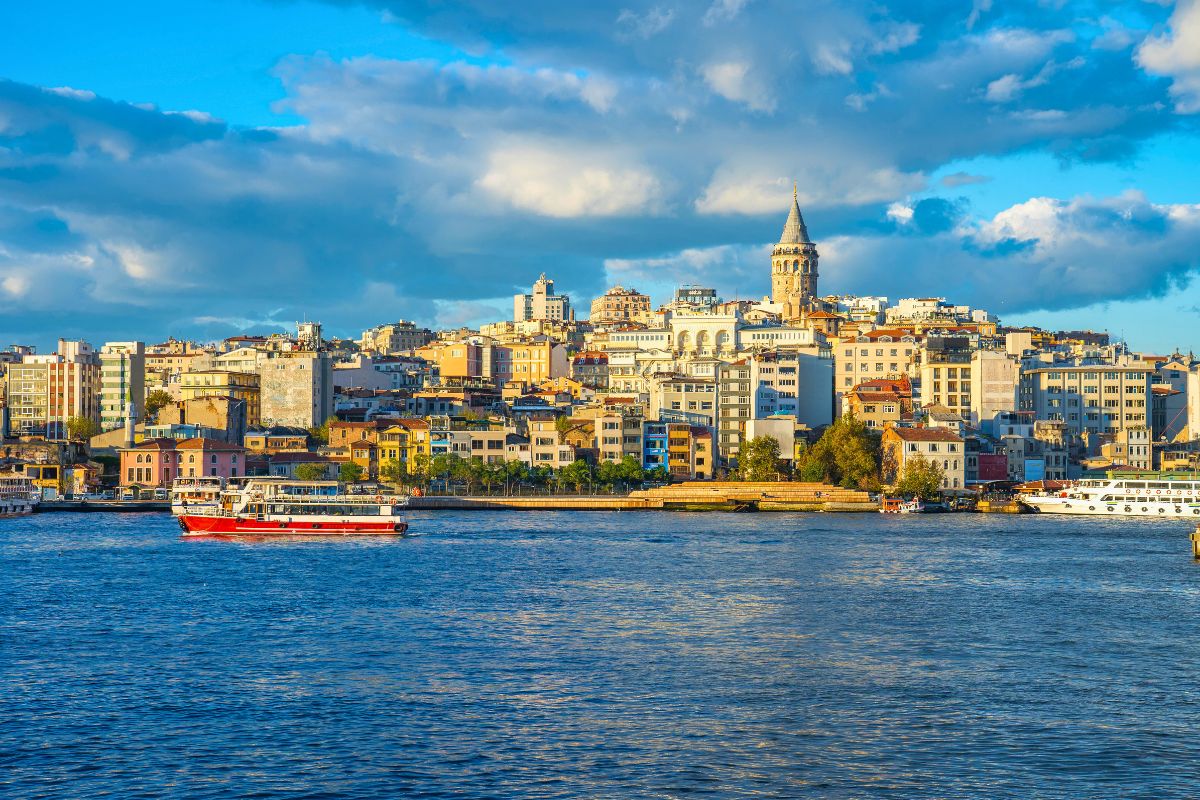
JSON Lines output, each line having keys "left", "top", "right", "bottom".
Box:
{"left": 46, "top": 86, "right": 96, "bottom": 101}
{"left": 700, "top": 61, "right": 775, "bottom": 112}
{"left": 476, "top": 144, "right": 664, "bottom": 218}
{"left": 1137, "top": 0, "right": 1200, "bottom": 113}
{"left": 702, "top": 0, "right": 751, "bottom": 27}
{"left": 616, "top": 6, "right": 674, "bottom": 39}
{"left": 695, "top": 167, "right": 925, "bottom": 215}
{"left": 2, "top": 274, "right": 30, "bottom": 297}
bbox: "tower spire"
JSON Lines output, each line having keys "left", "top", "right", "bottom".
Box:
{"left": 778, "top": 187, "right": 811, "bottom": 245}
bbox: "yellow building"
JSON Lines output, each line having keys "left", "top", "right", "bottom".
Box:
{"left": 379, "top": 419, "right": 432, "bottom": 470}
{"left": 179, "top": 370, "right": 261, "bottom": 425}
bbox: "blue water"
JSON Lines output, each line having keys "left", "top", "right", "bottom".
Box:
{"left": 3, "top": 511, "right": 1200, "bottom": 799}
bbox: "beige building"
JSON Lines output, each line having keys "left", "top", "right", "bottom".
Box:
{"left": 5, "top": 340, "right": 100, "bottom": 438}
{"left": 179, "top": 370, "right": 262, "bottom": 426}
{"left": 835, "top": 331, "right": 920, "bottom": 393}
{"left": 359, "top": 321, "right": 433, "bottom": 355}
{"left": 514, "top": 274, "right": 572, "bottom": 323}
{"left": 649, "top": 375, "right": 717, "bottom": 428}
{"left": 1019, "top": 362, "right": 1153, "bottom": 438}
{"left": 99, "top": 341, "right": 145, "bottom": 432}
{"left": 590, "top": 285, "right": 651, "bottom": 326}
{"left": 259, "top": 351, "right": 334, "bottom": 428}
{"left": 881, "top": 426, "right": 966, "bottom": 491}
{"left": 968, "top": 349, "right": 1019, "bottom": 428}
{"left": 493, "top": 340, "right": 570, "bottom": 390}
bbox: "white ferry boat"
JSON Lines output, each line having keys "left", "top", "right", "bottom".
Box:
{"left": 172, "top": 477, "right": 408, "bottom": 536}
{"left": 171, "top": 476, "right": 226, "bottom": 514}
{"left": 1022, "top": 475, "right": 1200, "bottom": 518}
{"left": 0, "top": 475, "right": 40, "bottom": 518}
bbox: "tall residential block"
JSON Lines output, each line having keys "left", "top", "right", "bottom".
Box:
{"left": 99, "top": 341, "right": 145, "bottom": 432}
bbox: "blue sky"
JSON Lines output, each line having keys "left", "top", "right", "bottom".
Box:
{"left": 2, "top": 0, "right": 1200, "bottom": 352}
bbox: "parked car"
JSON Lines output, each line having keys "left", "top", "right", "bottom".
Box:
{"left": 152, "top": 488, "right": 169, "bottom": 500}
{"left": 120, "top": 489, "right": 135, "bottom": 501}
{"left": 100, "top": 490, "right": 115, "bottom": 500}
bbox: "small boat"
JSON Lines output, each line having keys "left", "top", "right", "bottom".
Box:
{"left": 0, "top": 475, "right": 40, "bottom": 518}
{"left": 880, "top": 497, "right": 925, "bottom": 514}
{"left": 173, "top": 477, "right": 408, "bottom": 536}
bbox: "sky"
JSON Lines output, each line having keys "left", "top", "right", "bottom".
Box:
{"left": 2, "top": 0, "right": 1200, "bottom": 353}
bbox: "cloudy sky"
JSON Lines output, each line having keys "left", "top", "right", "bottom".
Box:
{"left": 2, "top": 0, "right": 1200, "bottom": 352}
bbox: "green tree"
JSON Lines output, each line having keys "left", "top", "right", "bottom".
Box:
{"left": 65, "top": 415, "right": 100, "bottom": 441}
{"left": 143, "top": 390, "right": 173, "bottom": 421}
{"left": 378, "top": 458, "right": 406, "bottom": 486}
{"left": 308, "top": 415, "right": 337, "bottom": 445}
{"left": 618, "top": 455, "right": 645, "bottom": 487}
{"left": 792, "top": 441, "right": 827, "bottom": 483}
{"left": 295, "top": 462, "right": 328, "bottom": 481}
{"left": 554, "top": 415, "right": 573, "bottom": 444}
{"left": 809, "top": 414, "right": 881, "bottom": 490}
{"left": 646, "top": 465, "right": 671, "bottom": 484}
{"left": 409, "top": 454, "right": 431, "bottom": 489}
{"left": 596, "top": 459, "right": 623, "bottom": 489}
{"left": 737, "top": 436, "right": 782, "bottom": 481}
{"left": 560, "top": 459, "right": 593, "bottom": 493}
{"left": 338, "top": 461, "right": 365, "bottom": 483}
{"left": 894, "top": 453, "right": 945, "bottom": 500}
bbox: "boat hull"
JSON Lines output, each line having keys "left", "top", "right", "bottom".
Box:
{"left": 179, "top": 514, "right": 408, "bottom": 536}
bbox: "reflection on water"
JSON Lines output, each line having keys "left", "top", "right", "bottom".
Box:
{"left": 2, "top": 511, "right": 1199, "bottom": 798}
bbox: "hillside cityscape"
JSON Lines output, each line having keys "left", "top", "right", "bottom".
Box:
{"left": 2, "top": 191, "right": 1188, "bottom": 497}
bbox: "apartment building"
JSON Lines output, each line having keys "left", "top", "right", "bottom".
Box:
{"left": 98, "top": 341, "right": 145, "bottom": 432}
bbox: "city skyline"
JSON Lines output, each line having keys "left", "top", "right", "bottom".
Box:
{"left": 3, "top": 1, "right": 1200, "bottom": 352}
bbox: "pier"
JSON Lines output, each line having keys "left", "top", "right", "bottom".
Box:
{"left": 408, "top": 482, "right": 878, "bottom": 512}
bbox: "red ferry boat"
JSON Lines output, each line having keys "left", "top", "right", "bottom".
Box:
{"left": 173, "top": 477, "right": 408, "bottom": 536}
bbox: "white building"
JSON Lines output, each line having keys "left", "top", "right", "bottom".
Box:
{"left": 514, "top": 274, "right": 572, "bottom": 323}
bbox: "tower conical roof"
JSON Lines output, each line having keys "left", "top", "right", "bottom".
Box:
{"left": 778, "top": 184, "right": 812, "bottom": 245}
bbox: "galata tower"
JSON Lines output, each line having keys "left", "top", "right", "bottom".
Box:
{"left": 770, "top": 185, "right": 819, "bottom": 312}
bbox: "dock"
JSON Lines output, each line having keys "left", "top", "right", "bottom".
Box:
{"left": 37, "top": 500, "right": 170, "bottom": 513}
{"left": 409, "top": 482, "right": 878, "bottom": 512}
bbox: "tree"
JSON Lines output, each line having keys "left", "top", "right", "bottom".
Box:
{"left": 308, "top": 416, "right": 337, "bottom": 445}
{"left": 596, "top": 460, "right": 623, "bottom": 490}
{"left": 808, "top": 414, "right": 881, "bottom": 490}
{"left": 792, "top": 441, "right": 827, "bottom": 482}
{"left": 618, "top": 455, "right": 645, "bottom": 487}
{"left": 66, "top": 416, "right": 100, "bottom": 442}
{"left": 338, "top": 462, "right": 365, "bottom": 483}
{"left": 378, "top": 458, "right": 406, "bottom": 486}
{"left": 560, "top": 460, "right": 592, "bottom": 493}
{"left": 143, "top": 390, "right": 173, "bottom": 421}
{"left": 737, "top": 436, "right": 782, "bottom": 481}
{"left": 646, "top": 466, "right": 671, "bottom": 484}
{"left": 295, "top": 462, "right": 328, "bottom": 482}
{"left": 554, "top": 415, "right": 573, "bottom": 444}
{"left": 894, "top": 454, "right": 945, "bottom": 500}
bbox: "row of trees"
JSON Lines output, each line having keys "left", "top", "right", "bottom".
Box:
{"left": 312, "top": 453, "right": 671, "bottom": 494}
{"left": 736, "top": 414, "right": 946, "bottom": 498}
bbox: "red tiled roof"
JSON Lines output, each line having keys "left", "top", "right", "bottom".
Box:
{"left": 176, "top": 438, "right": 246, "bottom": 451}
{"left": 888, "top": 427, "right": 963, "bottom": 443}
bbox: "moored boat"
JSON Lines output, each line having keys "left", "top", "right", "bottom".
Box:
{"left": 1021, "top": 474, "right": 1200, "bottom": 518}
{"left": 880, "top": 497, "right": 925, "bottom": 514}
{"left": 173, "top": 477, "right": 408, "bottom": 536}
{"left": 0, "top": 475, "right": 40, "bottom": 518}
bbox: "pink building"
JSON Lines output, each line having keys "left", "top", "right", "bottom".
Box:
{"left": 120, "top": 438, "right": 245, "bottom": 488}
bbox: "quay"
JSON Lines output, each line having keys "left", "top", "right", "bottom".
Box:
{"left": 27, "top": 483, "right": 879, "bottom": 514}
{"left": 37, "top": 499, "right": 170, "bottom": 512}
{"left": 409, "top": 482, "right": 878, "bottom": 512}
